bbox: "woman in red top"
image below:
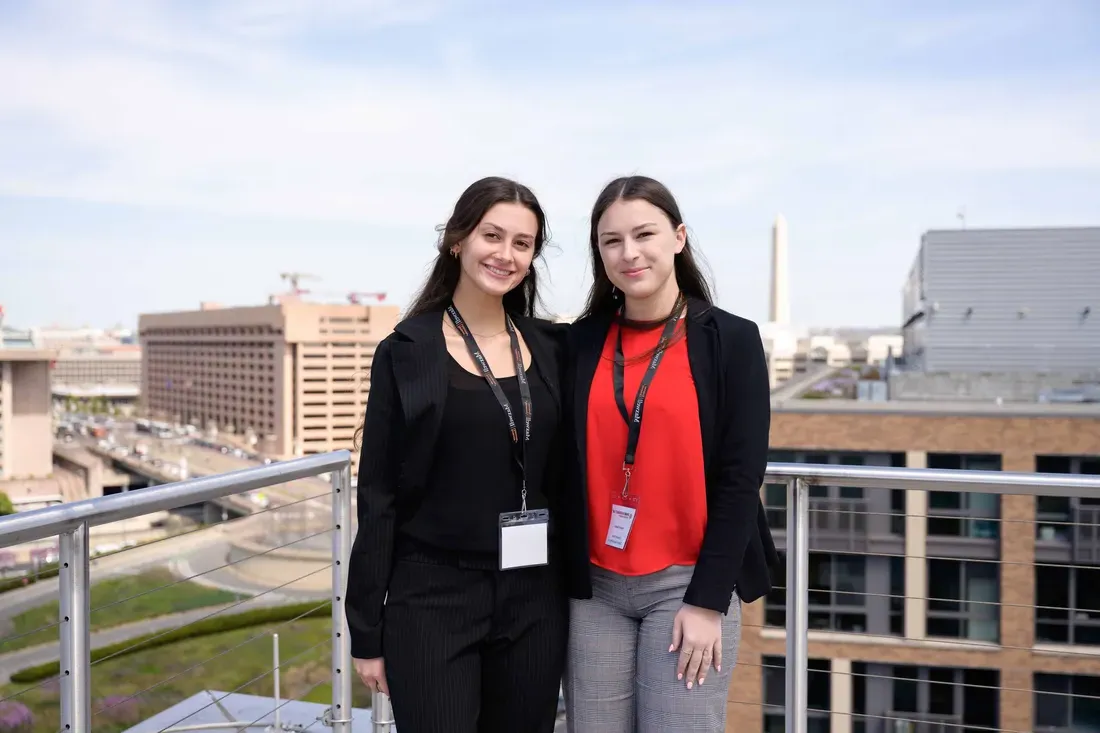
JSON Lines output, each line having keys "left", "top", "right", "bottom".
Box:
{"left": 559, "top": 176, "right": 777, "bottom": 732}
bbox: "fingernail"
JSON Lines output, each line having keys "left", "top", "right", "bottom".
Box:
{"left": 717, "top": 665, "right": 722, "bottom": 672}
{"left": 699, "top": 678, "right": 705, "bottom": 685}
{"left": 687, "top": 681, "right": 693, "bottom": 689}
{"left": 668, "top": 645, "right": 675, "bottom": 652}
{"left": 677, "top": 673, "right": 683, "bottom": 680}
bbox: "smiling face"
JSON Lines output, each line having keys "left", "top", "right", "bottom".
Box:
{"left": 453, "top": 202, "right": 539, "bottom": 299}
{"left": 595, "top": 197, "right": 686, "bottom": 302}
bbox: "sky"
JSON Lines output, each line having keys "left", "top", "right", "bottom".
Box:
{"left": 0, "top": 0, "right": 1097, "bottom": 330}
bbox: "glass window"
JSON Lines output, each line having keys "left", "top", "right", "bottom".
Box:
{"left": 928, "top": 560, "right": 1000, "bottom": 642}
{"left": 1036, "top": 566, "right": 1100, "bottom": 645}
{"left": 927, "top": 454, "right": 1002, "bottom": 539}
{"left": 1035, "top": 673, "right": 1100, "bottom": 732}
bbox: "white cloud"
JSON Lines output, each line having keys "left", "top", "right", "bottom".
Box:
{"left": 0, "top": 0, "right": 1096, "bottom": 231}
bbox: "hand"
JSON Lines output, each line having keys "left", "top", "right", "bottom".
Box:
{"left": 669, "top": 604, "right": 722, "bottom": 689}
{"left": 353, "top": 656, "right": 389, "bottom": 696}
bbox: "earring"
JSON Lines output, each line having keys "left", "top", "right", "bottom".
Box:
{"left": 450, "top": 248, "right": 459, "bottom": 258}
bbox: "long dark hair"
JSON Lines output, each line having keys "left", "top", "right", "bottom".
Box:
{"left": 580, "top": 175, "right": 713, "bottom": 320}
{"left": 405, "top": 176, "right": 550, "bottom": 319}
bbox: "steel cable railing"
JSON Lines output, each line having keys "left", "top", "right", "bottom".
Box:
{"left": 751, "top": 463, "right": 1100, "bottom": 733}
{"left": 7, "top": 456, "right": 1100, "bottom": 733}
{"left": 0, "top": 450, "right": 357, "bottom": 733}
{"left": 0, "top": 493, "right": 334, "bottom": 660}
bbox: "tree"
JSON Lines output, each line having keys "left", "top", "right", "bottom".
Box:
{"left": 0, "top": 491, "right": 14, "bottom": 516}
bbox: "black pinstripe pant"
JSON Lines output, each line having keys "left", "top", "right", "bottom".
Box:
{"left": 382, "top": 549, "right": 568, "bottom": 733}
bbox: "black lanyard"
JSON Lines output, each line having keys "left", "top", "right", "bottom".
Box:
{"left": 613, "top": 296, "right": 686, "bottom": 497}
{"left": 446, "top": 303, "right": 533, "bottom": 511}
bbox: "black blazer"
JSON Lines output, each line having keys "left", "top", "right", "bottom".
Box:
{"left": 559, "top": 298, "right": 778, "bottom": 612}
{"left": 344, "top": 309, "right": 568, "bottom": 660}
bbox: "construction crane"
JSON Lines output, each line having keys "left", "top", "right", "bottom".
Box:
{"left": 280, "top": 272, "right": 319, "bottom": 296}
{"left": 347, "top": 291, "right": 387, "bottom": 304}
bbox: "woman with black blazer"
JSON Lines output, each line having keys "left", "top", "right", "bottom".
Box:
{"left": 345, "top": 176, "right": 569, "bottom": 733}
{"left": 560, "top": 175, "right": 778, "bottom": 733}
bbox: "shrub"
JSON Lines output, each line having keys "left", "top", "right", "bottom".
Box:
{"left": 10, "top": 600, "right": 331, "bottom": 684}
{"left": 0, "top": 700, "right": 33, "bottom": 731}
{"left": 0, "top": 563, "right": 59, "bottom": 595}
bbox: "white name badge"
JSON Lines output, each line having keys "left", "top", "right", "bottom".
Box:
{"left": 499, "top": 509, "right": 550, "bottom": 570}
{"left": 605, "top": 504, "right": 637, "bottom": 550}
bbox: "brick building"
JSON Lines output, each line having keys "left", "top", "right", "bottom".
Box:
{"left": 729, "top": 399, "right": 1100, "bottom": 733}
{"left": 138, "top": 299, "right": 400, "bottom": 473}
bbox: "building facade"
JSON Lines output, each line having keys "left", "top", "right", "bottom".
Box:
{"left": 901, "top": 227, "right": 1100, "bottom": 374}
{"left": 52, "top": 344, "right": 142, "bottom": 405}
{"left": 138, "top": 299, "right": 400, "bottom": 472}
{"left": 729, "top": 399, "right": 1100, "bottom": 733}
{"left": 0, "top": 348, "right": 55, "bottom": 481}
{"left": 0, "top": 328, "right": 79, "bottom": 513}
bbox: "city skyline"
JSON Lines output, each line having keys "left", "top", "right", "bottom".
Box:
{"left": 1, "top": 1, "right": 1098, "bottom": 329}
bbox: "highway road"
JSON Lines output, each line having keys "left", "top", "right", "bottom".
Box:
{"left": 98, "top": 422, "right": 333, "bottom": 506}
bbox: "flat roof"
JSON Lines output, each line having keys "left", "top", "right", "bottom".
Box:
{"left": 0, "top": 348, "right": 56, "bottom": 362}
{"left": 773, "top": 398, "right": 1100, "bottom": 419}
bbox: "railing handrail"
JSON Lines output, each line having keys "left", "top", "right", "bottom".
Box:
{"left": 765, "top": 462, "right": 1100, "bottom": 498}
{"left": 0, "top": 450, "right": 352, "bottom": 549}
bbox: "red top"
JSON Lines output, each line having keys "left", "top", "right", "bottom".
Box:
{"left": 585, "top": 322, "right": 708, "bottom": 575}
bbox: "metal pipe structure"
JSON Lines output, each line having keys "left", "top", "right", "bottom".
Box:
{"left": 273, "top": 632, "right": 281, "bottom": 730}
{"left": 784, "top": 478, "right": 809, "bottom": 733}
{"left": 0, "top": 451, "right": 351, "bottom": 548}
{"left": 764, "top": 462, "right": 1100, "bottom": 497}
{"left": 7, "top": 454, "right": 1100, "bottom": 732}
{"left": 59, "top": 522, "right": 91, "bottom": 732}
{"left": 0, "top": 451, "right": 353, "bottom": 731}
{"left": 331, "top": 463, "right": 356, "bottom": 733}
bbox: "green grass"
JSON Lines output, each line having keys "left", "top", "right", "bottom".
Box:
{"left": 0, "top": 568, "right": 241, "bottom": 654}
{"left": 0, "top": 618, "right": 368, "bottom": 733}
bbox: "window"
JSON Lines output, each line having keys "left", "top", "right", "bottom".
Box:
{"left": 853, "top": 664, "right": 999, "bottom": 733}
{"left": 1035, "top": 456, "right": 1100, "bottom": 542}
{"left": 927, "top": 559, "right": 999, "bottom": 642}
{"left": 809, "top": 553, "right": 868, "bottom": 632}
{"left": 767, "top": 553, "right": 867, "bottom": 631}
{"left": 1036, "top": 565, "right": 1100, "bottom": 644}
{"left": 763, "top": 450, "right": 905, "bottom": 537}
{"left": 763, "top": 656, "right": 831, "bottom": 733}
{"left": 1035, "top": 673, "right": 1100, "bottom": 732}
{"left": 766, "top": 552, "right": 904, "bottom": 635}
{"left": 927, "top": 454, "right": 1001, "bottom": 539}
{"left": 889, "top": 555, "right": 905, "bottom": 635}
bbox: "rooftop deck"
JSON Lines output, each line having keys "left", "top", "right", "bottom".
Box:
{"left": 2, "top": 451, "right": 1100, "bottom": 732}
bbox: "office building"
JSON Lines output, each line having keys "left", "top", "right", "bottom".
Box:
{"left": 732, "top": 226, "right": 1100, "bottom": 733}
{"left": 138, "top": 299, "right": 400, "bottom": 472}
{"left": 901, "top": 227, "right": 1100, "bottom": 374}
{"left": 51, "top": 343, "right": 142, "bottom": 409}
{"left": 730, "top": 395, "right": 1100, "bottom": 733}
{"left": 0, "top": 323, "right": 84, "bottom": 512}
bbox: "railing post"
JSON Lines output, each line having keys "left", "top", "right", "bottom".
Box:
{"left": 785, "top": 477, "right": 809, "bottom": 733}
{"left": 59, "top": 523, "right": 91, "bottom": 732}
{"left": 331, "top": 464, "right": 354, "bottom": 732}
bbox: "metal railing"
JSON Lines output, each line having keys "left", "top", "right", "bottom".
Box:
{"left": 763, "top": 462, "right": 1100, "bottom": 733}
{"left": 0, "top": 449, "right": 396, "bottom": 733}
{"left": 6, "top": 457, "right": 1100, "bottom": 732}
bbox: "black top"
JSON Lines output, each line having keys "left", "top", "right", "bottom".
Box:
{"left": 345, "top": 311, "right": 567, "bottom": 660}
{"left": 558, "top": 297, "right": 779, "bottom": 613}
{"left": 399, "top": 355, "right": 558, "bottom": 555}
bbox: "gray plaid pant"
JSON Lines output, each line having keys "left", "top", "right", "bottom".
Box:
{"left": 563, "top": 563, "right": 742, "bottom": 733}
